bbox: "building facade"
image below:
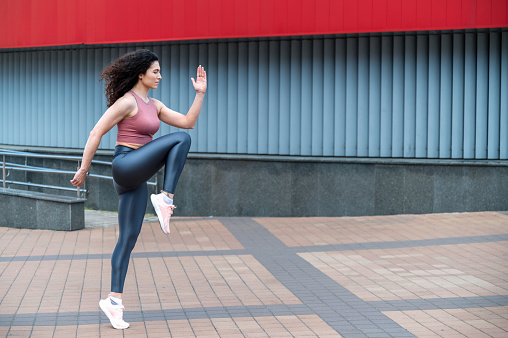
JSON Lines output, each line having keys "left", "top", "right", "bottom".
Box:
{"left": 1, "top": 0, "right": 507, "bottom": 216}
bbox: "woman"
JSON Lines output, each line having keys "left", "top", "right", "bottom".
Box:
{"left": 70, "top": 49, "right": 206, "bottom": 329}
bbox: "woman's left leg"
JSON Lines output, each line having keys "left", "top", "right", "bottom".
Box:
{"left": 140, "top": 132, "right": 191, "bottom": 233}
{"left": 112, "top": 132, "right": 191, "bottom": 195}
{"left": 99, "top": 181, "right": 147, "bottom": 330}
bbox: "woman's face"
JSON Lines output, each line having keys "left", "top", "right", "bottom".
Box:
{"left": 141, "top": 61, "right": 162, "bottom": 89}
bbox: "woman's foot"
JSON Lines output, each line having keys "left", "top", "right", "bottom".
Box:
{"left": 99, "top": 295, "right": 129, "bottom": 329}
{"left": 151, "top": 193, "right": 176, "bottom": 234}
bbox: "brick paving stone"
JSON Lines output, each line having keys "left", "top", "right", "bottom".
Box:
{"left": 256, "top": 212, "right": 508, "bottom": 247}
{"left": 299, "top": 241, "right": 508, "bottom": 302}
{"left": 1, "top": 211, "right": 508, "bottom": 336}
{"left": 383, "top": 306, "right": 508, "bottom": 337}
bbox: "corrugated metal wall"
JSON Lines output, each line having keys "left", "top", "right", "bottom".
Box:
{"left": 1, "top": 30, "right": 507, "bottom": 159}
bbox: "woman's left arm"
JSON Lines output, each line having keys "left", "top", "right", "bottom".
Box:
{"left": 155, "top": 65, "right": 207, "bottom": 129}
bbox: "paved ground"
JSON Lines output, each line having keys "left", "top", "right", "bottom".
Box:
{"left": 0, "top": 210, "right": 507, "bottom": 337}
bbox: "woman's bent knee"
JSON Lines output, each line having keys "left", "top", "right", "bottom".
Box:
{"left": 175, "top": 131, "right": 191, "bottom": 146}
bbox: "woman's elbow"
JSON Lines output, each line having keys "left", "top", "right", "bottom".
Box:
{"left": 89, "top": 129, "right": 99, "bottom": 138}
{"left": 88, "top": 128, "right": 104, "bottom": 141}
{"left": 183, "top": 119, "right": 196, "bottom": 129}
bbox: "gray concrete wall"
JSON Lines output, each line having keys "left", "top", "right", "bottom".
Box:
{"left": 2, "top": 147, "right": 507, "bottom": 217}
{"left": 0, "top": 188, "right": 85, "bottom": 231}
{"left": 175, "top": 156, "right": 508, "bottom": 217}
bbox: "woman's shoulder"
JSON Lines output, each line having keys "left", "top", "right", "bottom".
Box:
{"left": 108, "top": 92, "right": 137, "bottom": 117}
{"left": 150, "top": 97, "right": 162, "bottom": 105}
{"left": 150, "top": 97, "right": 163, "bottom": 111}
{"left": 115, "top": 92, "right": 137, "bottom": 108}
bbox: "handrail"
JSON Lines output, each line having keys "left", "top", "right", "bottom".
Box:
{"left": 2, "top": 180, "right": 88, "bottom": 194}
{"left": 0, "top": 148, "right": 157, "bottom": 198}
{"left": 0, "top": 149, "right": 110, "bottom": 165}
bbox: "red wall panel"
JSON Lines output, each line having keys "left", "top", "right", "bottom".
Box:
{"left": 401, "top": 0, "right": 418, "bottom": 31}
{"left": 343, "top": 0, "right": 359, "bottom": 32}
{"left": 493, "top": 0, "right": 507, "bottom": 25}
{"left": 386, "top": 0, "right": 403, "bottom": 31}
{"left": 315, "top": 0, "right": 331, "bottom": 33}
{"left": 372, "top": 0, "right": 388, "bottom": 31}
{"left": 358, "top": 0, "right": 374, "bottom": 33}
{"left": 417, "top": 0, "right": 432, "bottom": 28}
{"left": 477, "top": 0, "right": 492, "bottom": 26}
{"left": 461, "top": 0, "right": 476, "bottom": 27}
{"left": 1, "top": 0, "right": 507, "bottom": 49}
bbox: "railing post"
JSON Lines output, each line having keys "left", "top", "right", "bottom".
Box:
{"left": 24, "top": 156, "right": 28, "bottom": 184}
{"left": 77, "top": 160, "right": 80, "bottom": 198}
{"left": 2, "top": 155, "right": 5, "bottom": 188}
{"left": 83, "top": 171, "right": 87, "bottom": 199}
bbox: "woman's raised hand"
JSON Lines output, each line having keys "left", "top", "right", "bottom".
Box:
{"left": 191, "top": 65, "right": 207, "bottom": 94}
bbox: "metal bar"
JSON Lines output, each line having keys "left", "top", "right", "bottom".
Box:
{"left": 87, "top": 173, "right": 156, "bottom": 186}
{"left": 3, "top": 180, "right": 88, "bottom": 193}
{"left": 5, "top": 166, "right": 77, "bottom": 175}
{"left": 4, "top": 165, "right": 155, "bottom": 185}
{"left": 87, "top": 173, "right": 113, "bottom": 180}
{"left": 0, "top": 149, "right": 113, "bottom": 165}
{"left": 24, "top": 156, "right": 27, "bottom": 183}
{"left": 81, "top": 163, "right": 85, "bottom": 199}
{"left": 91, "top": 160, "right": 112, "bottom": 166}
{"left": 0, "top": 148, "right": 156, "bottom": 198}
{"left": 3, "top": 162, "right": 53, "bottom": 169}
{"left": 0, "top": 150, "right": 83, "bottom": 161}
{"left": 77, "top": 161, "right": 81, "bottom": 198}
{"left": 2, "top": 155, "right": 5, "bottom": 188}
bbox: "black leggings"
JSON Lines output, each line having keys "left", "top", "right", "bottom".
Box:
{"left": 110, "top": 132, "right": 191, "bottom": 293}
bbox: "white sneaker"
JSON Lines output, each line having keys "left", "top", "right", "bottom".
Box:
{"left": 151, "top": 193, "right": 176, "bottom": 234}
{"left": 99, "top": 295, "right": 129, "bottom": 329}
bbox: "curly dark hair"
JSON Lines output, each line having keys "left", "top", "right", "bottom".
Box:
{"left": 99, "top": 49, "right": 159, "bottom": 107}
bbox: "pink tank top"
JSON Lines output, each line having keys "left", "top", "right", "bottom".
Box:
{"left": 116, "top": 91, "right": 160, "bottom": 145}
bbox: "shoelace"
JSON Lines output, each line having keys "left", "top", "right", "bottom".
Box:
{"left": 164, "top": 205, "right": 176, "bottom": 225}
{"left": 164, "top": 204, "right": 176, "bottom": 214}
{"left": 116, "top": 306, "right": 124, "bottom": 319}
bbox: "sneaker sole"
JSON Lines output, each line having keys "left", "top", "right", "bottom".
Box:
{"left": 99, "top": 299, "right": 129, "bottom": 330}
{"left": 150, "top": 194, "right": 169, "bottom": 234}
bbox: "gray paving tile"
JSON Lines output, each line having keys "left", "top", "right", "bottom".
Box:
{"left": 368, "top": 295, "right": 508, "bottom": 311}
{"left": 2, "top": 213, "right": 507, "bottom": 337}
{"left": 219, "top": 218, "right": 412, "bottom": 337}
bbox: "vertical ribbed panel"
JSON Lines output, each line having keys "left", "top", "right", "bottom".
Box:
{"left": 477, "top": 34, "right": 489, "bottom": 159}
{"left": 452, "top": 34, "right": 465, "bottom": 159}
{"left": 404, "top": 36, "right": 416, "bottom": 158}
{"left": 464, "top": 33, "right": 477, "bottom": 159}
{"left": 392, "top": 36, "right": 405, "bottom": 158}
{"left": 380, "top": 36, "right": 393, "bottom": 158}
{"left": 0, "top": 31, "right": 507, "bottom": 160}
{"left": 488, "top": 32, "right": 501, "bottom": 160}
{"left": 368, "top": 37, "right": 381, "bottom": 157}
{"left": 333, "top": 38, "right": 346, "bottom": 157}
{"left": 439, "top": 34, "right": 453, "bottom": 158}
{"left": 501, "top": 32, "right": 508, "bottom": 159}
{"left": 427, "top": 34, "right": 440, "bottom": 159}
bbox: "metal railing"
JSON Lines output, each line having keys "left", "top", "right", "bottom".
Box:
{"left": 0, "top": 148, "right": 157, "bottom": 198}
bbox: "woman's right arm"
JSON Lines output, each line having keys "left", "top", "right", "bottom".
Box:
{"left": 70, "top": 96, "right": 135, "bottom": 187}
